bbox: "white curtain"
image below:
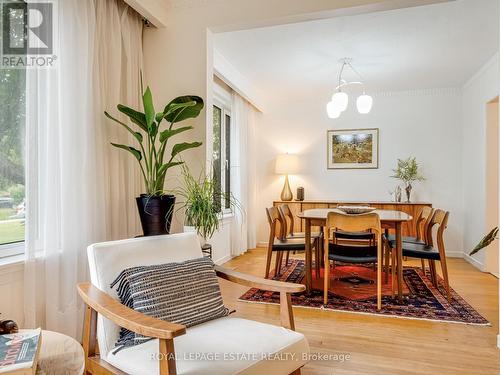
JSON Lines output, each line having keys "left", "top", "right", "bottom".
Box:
{"left": 24, "top": 0, "right": 143, "bottom": 338}
{"left": 230, "top": 93, "right": 258, "bottom": 256}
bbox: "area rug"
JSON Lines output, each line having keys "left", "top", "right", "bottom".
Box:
{"left": 239, "top": 260, "right": 489, "bottom": 325}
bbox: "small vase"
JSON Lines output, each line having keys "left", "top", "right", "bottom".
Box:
{"left": 405, "top": 184, "right": 412, "bottom": 203}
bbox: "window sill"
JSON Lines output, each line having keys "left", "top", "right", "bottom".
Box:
{"left": 0, "top": 254, "right": 24, "bottom": 273}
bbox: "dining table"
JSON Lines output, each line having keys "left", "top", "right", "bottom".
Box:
{"left": 298, "top": 208, "right": 413, "bottom": 301}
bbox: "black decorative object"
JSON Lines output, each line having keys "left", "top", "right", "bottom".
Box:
{"left": 136, "top": 194, "right": 176, "bottom": 236}
{"left": 0, "top": 318, "right": 18, "bottom": 334}
{"left": 296, "top": 187, "right": 304, "bottom": 201}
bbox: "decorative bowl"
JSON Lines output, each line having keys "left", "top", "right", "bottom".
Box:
{"left": 337, "top": 205, "right": 376, "bottom": 214}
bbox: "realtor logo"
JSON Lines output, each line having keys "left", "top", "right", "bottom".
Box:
{"left": 1, "top": 1, "right": 57, "bottom": 68}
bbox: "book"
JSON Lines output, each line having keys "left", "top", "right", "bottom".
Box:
{"left": 0, "top": 329, "right": 41, "bottom": 375}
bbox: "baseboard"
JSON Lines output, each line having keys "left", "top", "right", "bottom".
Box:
{"left": 214, "top": 254, "right": 233, "bottom": 265}
{"left": 497, "top": 334, "right": 500, "bottom": 350}
{"left": 463, "top": 253, "right": 486, "bottom": 272}
{"left": 257, "top": 241, "right": 268, "bottom": 248}
{"left": 445, "top": 251, "right": 464, "bottom": 258}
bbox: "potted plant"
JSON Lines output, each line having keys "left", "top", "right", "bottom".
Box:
{"left": 176, "top": 166, "right": 240, "bottom": 244}
{"left": 391, "top": 156, "right": 425, "bottom": 202}
{"left": 105, "top": 86, "right": 203, "bottom": 236}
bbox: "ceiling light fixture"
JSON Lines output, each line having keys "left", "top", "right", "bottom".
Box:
{"left": 326, "top": 58, "right": 373, "bottom": 119}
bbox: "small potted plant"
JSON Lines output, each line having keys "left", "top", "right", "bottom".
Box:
{"left": 105, "top": 85, "right": 203, "bottom": 236}
{"left": 176, "top": 166, "right": 240, "bottom": 244}
{"left": 391, "top": 156, "right": 425, "bottom": 202}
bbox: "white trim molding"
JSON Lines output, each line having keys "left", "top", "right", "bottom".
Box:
{"left": 124, "top": 0, "right": 169, "bottom": 28}
{"left": 213, "top": 49, "right": 266, "bottom": 112}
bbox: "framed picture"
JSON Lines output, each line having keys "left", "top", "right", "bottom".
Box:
{"left": 327, "top": 128, "right": 379, "bottom": 169}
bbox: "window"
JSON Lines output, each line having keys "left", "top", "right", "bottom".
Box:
{"left": 212, "top": 96, "right": 231, "bottom": 213}
{"left": 0, "top": 5, "right": 26, "bottom": 255}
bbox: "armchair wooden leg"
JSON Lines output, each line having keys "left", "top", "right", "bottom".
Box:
{"left": 421, "top": 259, "right": 426, "bottom": 275}
{"left": 159, "top": 338, "right": 177, "bottom": 375}
{"left": 285, "top": 251, "right": 290, "bottom": 268}
{"left": 377, "top": 243, "right": 382, "bottom": 310}
{"left": 280, "top": 292, "right": 295, "bottom": 331}
{"left": 82, "top": 305, "right": 97, "bottom": 375}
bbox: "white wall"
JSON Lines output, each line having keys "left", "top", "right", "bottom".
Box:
{"left": 462, "top": 54, "right": 500, "bottom": 270}
{"left": 254, "top": 89, "right": 464, "bottom": 256}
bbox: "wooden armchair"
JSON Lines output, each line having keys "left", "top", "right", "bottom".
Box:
{"left": 78, "top": 233, "right": 309, "bottom": 375}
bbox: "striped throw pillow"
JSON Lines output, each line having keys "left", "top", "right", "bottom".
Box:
{"left": 111, "top": 257, "right": 230, "bottom": 348}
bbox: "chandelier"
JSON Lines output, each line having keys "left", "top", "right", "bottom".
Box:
{"left": 326, "top": 58, "right": 373, "bottom": 119}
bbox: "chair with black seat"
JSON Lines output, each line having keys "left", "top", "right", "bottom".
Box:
{"left": 265, "top": 206, "right": 318, "bottom": 279}
{"left": 385, "top": 206, "right": 434, "bottom": 245}
{"left": 389, "top": 209, "right": 451, "bottom": 301}
{"left": 323, "top": 211, "right": 384, "bottom": 310}
{"left": 384, "top": 206, "right": 434, "bottom": 275}
{"left": 278, "top": 204, "right": 323, "bottom": 274}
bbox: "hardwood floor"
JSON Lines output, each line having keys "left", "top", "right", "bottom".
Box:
{"left": 220, "top": 248, "right": 500, "bottom": 375}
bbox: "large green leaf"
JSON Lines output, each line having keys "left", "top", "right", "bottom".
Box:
{"left": 142, "top": 87, "right": 155, "bottom": 128}
{"left": 117, "top": 105, "right": 147, "bottom": 132}
{"left": 163, "top": 96, "right": 204, "bottom": 123}
{"left": 171, "top": 142, "right": 202, "bottom": 159}
{"left": 104, "top": 111, "right": 143, "bottom": 143}
{"left": 159, "top": 126, "right": 193, "bottom": 143}
{"left": 157, "top": 161, "right": 184, "bottom": 178}
{"left": 110, "top": 143, "right": 142, "bottom": 162}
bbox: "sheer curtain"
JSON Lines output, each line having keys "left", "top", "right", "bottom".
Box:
{"left": 24, "top": 0, "right": 144, "bottom": 338}
{"left": 230, "top": 93, "right": 259, "bottom": 256}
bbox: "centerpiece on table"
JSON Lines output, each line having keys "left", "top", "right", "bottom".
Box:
{"left": 391, "top": 156, "right": 425, "bottom": 203}
{"left": 105, "top": 85, "right": 203, "bottom": 236}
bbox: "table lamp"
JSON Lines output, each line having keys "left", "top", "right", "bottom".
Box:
{"left": 275, "top": 153, "right": 299, "bottom": 201}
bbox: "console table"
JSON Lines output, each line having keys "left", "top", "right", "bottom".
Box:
{"left": 273, "top": 200, "right": 432, "bottom": 236}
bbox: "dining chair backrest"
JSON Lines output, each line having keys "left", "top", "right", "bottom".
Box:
{"left": 266, "top": 206, "right": 285, "bottom": 241}
{"left": 416, "top": 206, "right": 434, "bottom": 242}
{"left": 425, "top": 209, "right": 449, "bottom": 250}
{"left": 326, "top": 212, "right": 382, "bottom": 241}
{"left": 279, "top": 204, "right": 295, "bottom": 237}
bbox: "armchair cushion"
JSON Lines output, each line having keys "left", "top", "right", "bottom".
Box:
{"left": 105, "top": 317, "right": 309, "bottom": 375}
{"left": 111, "top": 257, "right": 230, "bottom": 348}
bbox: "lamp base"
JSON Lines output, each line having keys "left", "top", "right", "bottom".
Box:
{"left": 280, "top": 175, "right": 293, "bottom": 201}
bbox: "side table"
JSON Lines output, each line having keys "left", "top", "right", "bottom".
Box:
{"left": 36, "top": 330, "right": 84, "bottom": 375}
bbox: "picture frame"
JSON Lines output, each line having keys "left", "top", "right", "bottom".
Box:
{"left": 327, "top": 128, "right": 379, "bottom": 169}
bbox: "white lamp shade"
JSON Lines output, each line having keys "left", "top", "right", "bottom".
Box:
{"left": 356, "top": 94, "right": 373, "bottom": 114}
{"left": 275, "top": 153, "right": 299, "bottom": 175}
{"left": 326, "top": 101, "right": 341, "bottom": 119}
{"left": 332, "top": 91, "right": 349, "bottom": 112}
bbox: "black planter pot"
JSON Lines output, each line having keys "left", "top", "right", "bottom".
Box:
{"left": 136, "top": 194, "right": 176, "bottom": 236}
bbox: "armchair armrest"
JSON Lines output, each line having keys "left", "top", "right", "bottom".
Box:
{"left": 214, "top": 265, "right": 304, "bottom": 331}
{"left": 77, "top": 282, "right": 186, "bottom": 339}
{"left": 214, "top": 265, "right": 305, "bottom": 293}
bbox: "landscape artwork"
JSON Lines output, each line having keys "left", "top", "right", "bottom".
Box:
{"left": 327, "top": 129, "right": 379, "bottom": 169}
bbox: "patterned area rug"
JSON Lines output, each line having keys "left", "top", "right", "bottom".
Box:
{"left": 239, "top": 260, "right": 489, "bottom": 325}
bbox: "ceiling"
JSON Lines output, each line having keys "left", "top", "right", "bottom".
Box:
{"left": 214, "top": 0, "right": 499, "bottom": 102}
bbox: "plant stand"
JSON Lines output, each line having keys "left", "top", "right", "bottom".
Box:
{"left": 201, "top": 243, "right": 212, "bottom": 259}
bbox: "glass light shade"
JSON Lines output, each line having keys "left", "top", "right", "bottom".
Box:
{"left": 275, "top": 153, "right": 299, "bottom": 175}
{"left": 356, "top": 94, "right": 373, "bottom": 114}
{"left": 326, "top": 101, "right": 341, "bottom": 119}
{"left": 332, "top": 91, "right": 349, "bottom": 112}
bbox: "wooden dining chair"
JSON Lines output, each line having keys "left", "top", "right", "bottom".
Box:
{"left": 388, "top": 209, "right": 451, "bottom": 301}
{"left": 265, "top": 207, "right": 318, "bottom": 279}
{"left": 278, "top": 204, "right": 323, "bottom": 275}
{"left": 323, "top": 211, "right": 384, "bottom": 310}
{"left": 384, "top": 206, "right": 435, "bottom": 274}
